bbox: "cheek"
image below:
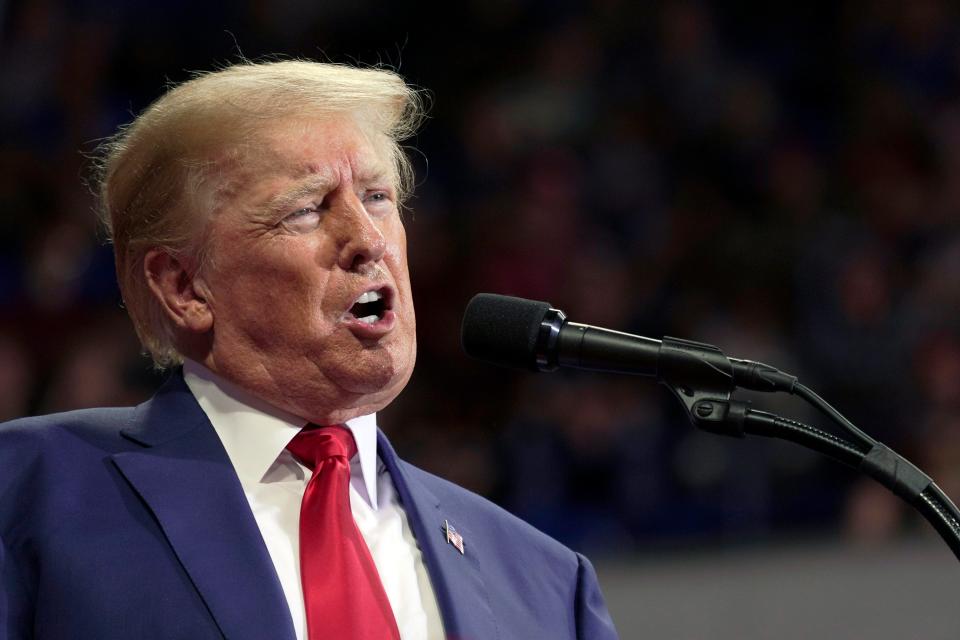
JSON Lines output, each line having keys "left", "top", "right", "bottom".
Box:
{"left": 385, "top": 225, "right": 412, "bottom": 284}
{"left": 211, "top": 247, "right": 333, "bottom": 332}
{"left": 381, "top": 226, "right": 415, "bottom": 337}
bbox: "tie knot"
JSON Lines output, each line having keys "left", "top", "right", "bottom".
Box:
{"left": 286, "top": 425, "right": 357, "bottom": 471}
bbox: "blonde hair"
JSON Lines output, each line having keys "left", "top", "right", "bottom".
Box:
{"left": 95, "top": 60, "right": 425, "bottom": 368}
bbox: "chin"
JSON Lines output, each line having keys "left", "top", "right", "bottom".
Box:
{"left": 332, "top": 346, "right": 414, "bottom": 399}
{"left": 318, "top": 375, "right": 408, "bottom": 423}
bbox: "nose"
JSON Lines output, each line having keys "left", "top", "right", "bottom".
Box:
{"left": 333, "top": 192, "right": 387, "bottom": 271}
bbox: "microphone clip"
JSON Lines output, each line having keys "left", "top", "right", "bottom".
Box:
{"left": 658, "top": 336, "right": 750, "bottom": 438}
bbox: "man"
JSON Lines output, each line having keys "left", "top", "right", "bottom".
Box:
{"left": 0, "top": 61, "right": 618, "bottom": 639}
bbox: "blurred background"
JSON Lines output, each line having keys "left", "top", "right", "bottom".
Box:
{"left": 3, "top": 0, "right": 960, "bottom": 636}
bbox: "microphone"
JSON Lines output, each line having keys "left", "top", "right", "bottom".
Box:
{"left": 461, "top": 293, "right": 796, "bottom": 393}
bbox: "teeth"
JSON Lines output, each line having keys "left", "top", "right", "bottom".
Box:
{"left": 358, "top": 315, "right": 378, "bottom": 324}
{"left": 354, "top": 290, "right": 383, "bottom": 305}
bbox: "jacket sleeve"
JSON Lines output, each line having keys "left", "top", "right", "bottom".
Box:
{"left": 574, "top": 552, "right": 619, "bottom": 640}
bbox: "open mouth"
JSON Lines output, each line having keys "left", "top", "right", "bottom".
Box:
{"left": 346, "top": 288, "right": 391, "bottom": 324}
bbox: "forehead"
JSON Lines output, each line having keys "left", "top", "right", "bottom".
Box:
{"left": 247, "top": 114, "right": 395, "bottom": 182}
{"left": 206, "top": 114, "right": 399, "bottom": 220}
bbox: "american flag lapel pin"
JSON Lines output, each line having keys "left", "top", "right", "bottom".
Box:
{"left": 444, "top": 519, "right": 465, "bottom": 555}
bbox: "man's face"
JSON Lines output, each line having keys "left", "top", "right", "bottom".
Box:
{"left": 196, "top": 114, "right": 416, "bottom": 424}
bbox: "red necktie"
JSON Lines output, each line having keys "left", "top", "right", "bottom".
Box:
{"left": 287, "top": 425, "right": 401, "bottom": 640}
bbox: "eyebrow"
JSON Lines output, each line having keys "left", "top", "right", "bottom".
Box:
{"left": 257, "top": 161, "right": 397, "bottom": 218}
{"left": 342, "top": 161, "right": 395, "bottom": 192}
{"left": 355, "top": 162, "right": 394, "bottom": 185}
{"left": 262, "top": 175, "right": 334, "bottom": 216}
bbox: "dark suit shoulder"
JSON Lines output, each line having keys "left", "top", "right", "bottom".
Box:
{"left": 0, "top": 406, "right": 135, "bottom": 449}
{"left": 0, "top": 407, "right": 137, "bottom": 507}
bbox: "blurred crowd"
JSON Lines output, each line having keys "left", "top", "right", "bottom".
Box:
{"left": 3, "top": 0, "right": 960, "bottom": 554}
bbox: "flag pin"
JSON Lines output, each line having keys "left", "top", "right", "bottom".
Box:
{"left": 444, "top": 519, "right": 465, "bottom": 555}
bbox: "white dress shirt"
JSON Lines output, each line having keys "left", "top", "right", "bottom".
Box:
{"left": 182, "top": 360, "right": 445, "bottom": 640}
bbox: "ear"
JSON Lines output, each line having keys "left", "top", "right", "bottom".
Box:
{"left": 143, "top": 248, "right": 213, "bottom": 334}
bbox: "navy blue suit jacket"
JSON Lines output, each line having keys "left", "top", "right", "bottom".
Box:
{"left": 0, "top": 374, "right": 618, "bottom": 639}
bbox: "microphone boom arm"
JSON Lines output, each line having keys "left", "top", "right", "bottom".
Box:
{"left": 460, "top": 292, "right": 960, "bottom": 561}
{"left": 652, "top": 333, "right": 960, "bottom": 562}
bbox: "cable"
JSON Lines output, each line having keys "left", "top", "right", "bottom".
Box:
{"left": 792, "top": 382, "right": 878, "bottom": 449}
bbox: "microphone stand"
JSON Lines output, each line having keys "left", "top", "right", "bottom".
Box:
{"left": 656, "top": 337, "right": 960, "bottom": 562}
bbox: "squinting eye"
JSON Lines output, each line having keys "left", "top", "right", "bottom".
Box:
{"left": 280, "top": 207, "right": 322, "bottom": 233}
{"left": 365, "top": 191, "right": 390, "bottom": 203}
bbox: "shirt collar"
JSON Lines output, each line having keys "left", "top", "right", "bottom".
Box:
{"left": 181, "top": 359, "right": 380, "bottom": 509}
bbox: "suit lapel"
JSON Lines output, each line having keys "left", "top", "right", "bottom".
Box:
{"left": 377, "top": 432, "right": 499, "bottom": 640}
{"left": 111, "top": 375, "right": 296, "bottom": 640}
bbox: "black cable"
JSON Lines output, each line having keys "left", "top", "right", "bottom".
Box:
{"left": 788, "top": 381, "right": 960, "bottom": 539}
{"left": 792, "top": 382, "right": 877, "bottom": 449}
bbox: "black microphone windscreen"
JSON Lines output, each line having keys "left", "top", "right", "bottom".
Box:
{"left": 461, "top": 294, "right": 552, "bottom": 370}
